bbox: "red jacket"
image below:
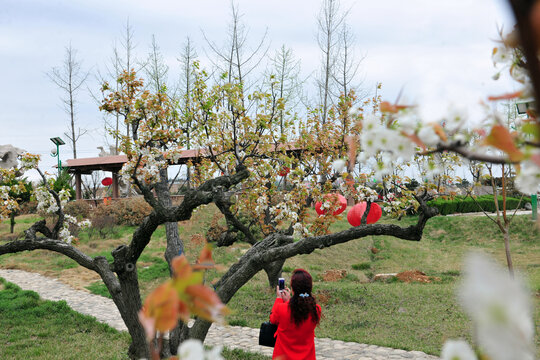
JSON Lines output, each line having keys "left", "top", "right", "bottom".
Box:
{"left": 269, "top": 298, "right": 321, "bottom": 360}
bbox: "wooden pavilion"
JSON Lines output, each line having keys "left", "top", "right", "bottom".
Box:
{"left": 65, "top": 149, "right": 203, "bottom": 200}
{"left": 64, "top": 138, "right": 353, "bottom": 201}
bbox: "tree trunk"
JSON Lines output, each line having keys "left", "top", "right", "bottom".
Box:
{"left": 119, "top": 270, "right": 149, "bottom": 359}
{"left": 155, "top": 168, "right": 185, "bottom": 355}
{"left": 95, "top": 255, "right": 149, "bottom": 359}
{"left": 10, "top": 212, "right": 15, "bottom": 234}
{"left": 503, "top": 225, "right": 514, "bottom": 277}
{"left": 155, "top": 169, "right": 184, "bottom": 273}
{"left": 263, "top": 259, "right": 285, "bottom": 288}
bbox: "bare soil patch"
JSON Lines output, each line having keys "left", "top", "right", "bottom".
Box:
{"left": 52, "top": 267, "right": 100, "bottom": 291}
{"left": 396, "top": 270, "right": 440, "bottom": 283}
{"left": 322, "top": 269, "right": 347, "bottom": 281}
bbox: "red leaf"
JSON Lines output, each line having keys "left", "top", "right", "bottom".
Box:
{"left": 432, "top": 124, "right": 448, "bottom": 142}
{"left": 484, "top": 125, "right": 524, "bottom": 162}
{"left": 193, "top": 244, "right": 215, "bottom": 270}
{"left": 185, "top": 284, "right": 229, "bottom": 323}
{"left": 380, "top": 101, "right": 410, "bottom": 113}
{"left": 400, "top": 131, "right": 426, "bottom": 150}
{"left": 141, "top": 282, "right": 179, "bottom": 334}
{"left": 172, "top": 255, "right": 192, "bottom": 279}
{"left": 531, "top": 153, "right": 540, "bottom": 167}
{"left": 487, "top": 90, "right": 523, "bottom": 101}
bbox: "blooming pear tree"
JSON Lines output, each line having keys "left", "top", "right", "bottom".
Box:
{"left": 96, "top": 61, "right": 444, "bottom": 356}
{"left": 1, "top": 2, "right": 539, "bottom": 358}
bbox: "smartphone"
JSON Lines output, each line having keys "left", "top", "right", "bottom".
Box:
{"left": 278, "top": 278, "right": 285, "bottom": 291}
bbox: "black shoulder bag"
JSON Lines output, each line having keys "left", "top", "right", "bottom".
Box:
{"left": 258, "top": 321, "right": 277, "bottom": 347}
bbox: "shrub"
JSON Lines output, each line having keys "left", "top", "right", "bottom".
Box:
{"left": 405, "top": 178, "right": 420, "bottom": 190}
{"left": 352, "top": 262, "right": 371, "bottom": 270}
{"left": 88, "top": 214, "right": 116, "bottom": 239}
{"left": 18, "top": 200, "right": 37, "bottom": 215}
{"left": 52, "top": 169, "right": 76, "bottom": 200}
{"left": 64, "top": 200, "right": 92, "bottom": 219}
{"left": 114, "top": 197, "right": 152, "bottom": 226}
{"left": 93, "top": 197, "right": 152, "bottom": 226}
{"left": 428, "top": 195, "right": 531, "bottom": 215}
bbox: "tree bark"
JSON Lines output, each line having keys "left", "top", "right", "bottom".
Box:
{"left": 263, "top": 259, "right": 285, "bottom": 288}
{"left": 111, "top": 245, "right": 149, "bottom": 359}
{"left": 10, "top": 212, "right": 15, "bottom": 234}
{"left": 502, "top": 225, "right": 514, "bottom": 277}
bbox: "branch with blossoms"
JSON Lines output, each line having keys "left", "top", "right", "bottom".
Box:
{"left": 0, "top": 154, "right": 93, "bottom": 270}
{"left": 365, "top": 2, "right": 540, "bottom": 195}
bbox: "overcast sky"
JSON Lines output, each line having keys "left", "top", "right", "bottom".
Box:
{"left": 1, "top": 0, "right": 517, "bottom": 178}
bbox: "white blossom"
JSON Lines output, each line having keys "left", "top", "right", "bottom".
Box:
{"left": 292, "top": 222, "right": 311, "bottom": 238}
{"left": 417, "top": 125, "right": 440, "bottom": 147}
{"left": 510, "top": 64, "right": 528, "bottom": 83}
{"left": 177, "top": 339, "right": 223, "bottom": 360}
{"left": 254, "top": 195, "right": 268, "bottom": 215}
{"left": 396, "top": 111, "right": 419, "bottom": 132}
{"left": 514, "top": 155, "right": 540, "bottom": 194}
{"left": 459, "top": 253, "right": 534, "bottom": 360}
{"left": 441, "top": 339, "right": 476, "bottom": 360}
{"left": 445, "top": 107, "right": 467, "bottom": 133}
{"left": 331, "top": 159, "right": 347, "bottom": 173}
{"left": 492, "top": 46, "right": 511, "bottom": 65}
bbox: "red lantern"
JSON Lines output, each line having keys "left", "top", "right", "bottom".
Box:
{"left": 347, "top": 202, "right": 366, "bottom": 226}
{"left": 315, "top": 194, "right": 347, "bottom": 216}
{"left": 366, "top": 203, "right": 382, "bottom": 224}
{"left": 347, "top": 202, "right": 382, "bottom": 226}
{"left": 278, "top": 166, "right": 290, "bottom": 177}
{"left": 101, "top": 177, "right": 113, "bottom": 186}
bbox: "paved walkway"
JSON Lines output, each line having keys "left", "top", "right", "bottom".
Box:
{"left": 0, "top": 269, "right": 438, "bottom": 360}
{"left": 445, "top": 209, "right": 533, "bottom": 217}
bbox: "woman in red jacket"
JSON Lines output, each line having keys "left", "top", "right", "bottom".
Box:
{"left": 270, "top": 269, "right": 321, "bottom": 360}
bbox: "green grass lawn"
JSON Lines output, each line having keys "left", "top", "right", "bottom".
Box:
{"left": 1, "top": 208, "right": 539, "bottom": 357}
{"left": 0, "top": 279, "right": 130, "bottom": 360}
{"left": 0, "top": 279, "right": 269, "bottom": 360}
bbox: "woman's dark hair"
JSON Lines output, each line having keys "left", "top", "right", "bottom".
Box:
{"left": 288, "top": 269, "right": 320, "bottom": 326}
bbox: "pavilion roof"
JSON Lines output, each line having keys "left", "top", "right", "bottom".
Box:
{"left": 64, "top": 136, "right": 355, "bottom": 174}
{"left": 64, "top": 149, "right": 206, "bottom": 174}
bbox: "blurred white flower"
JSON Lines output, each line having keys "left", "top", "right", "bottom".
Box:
{"left": 510, "top": 64, "right": 527, "bottom": 83}
{"left": 177, "top": 339, "right": 223, "bottom": 360}
{"left": 492, "top": 46, "right": 511, "bottom": 65}
{"left": 393, "top": 136, "right": 416, "bottom": 160}
{"left": 445, "top": 107, "right": 467, "bottom": 133}
{"left": 514, "top": 155, "right": 540, "bottom": 194}
{"left": 396, "top": 111, "right": 419, "bottom": 132}
{"left": 459, "top": 253, "right": 534, "bottom": 360}
{"left": 417, "top": 125, "right": 440, "bottom": 147}
{"left": 441, "top": 339, "right": 476, "bottom": 360}
{"left": 362, "top": 113, "right": 379, "bottom": 132}
{"left": 331, "top": 159, "right": 347, "bottom": 173}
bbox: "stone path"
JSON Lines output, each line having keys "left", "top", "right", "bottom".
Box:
{"left": 0, "top": 269, "right": 438, "bottom": 360}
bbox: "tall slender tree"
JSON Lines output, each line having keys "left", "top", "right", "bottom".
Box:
{"left": 47, "top": 44, "right": 89, "bottom": 159}
{"left": 316, "top": 0, "right": 346, "bottom": 124}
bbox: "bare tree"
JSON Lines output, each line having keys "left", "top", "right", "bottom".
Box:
{"left": 203, "top": 1, "right": 269, "bottom": 97}
{"left": 332, "top": 22, "right": 366, "bottom": 103}
{"left": 97, "top": 19, "right": 145, "bottom": 152}
{"left": 177, "top": 37, "right": 198, "bottom": 112}
{"left": 265, "top": 45, "right": 304, "bottom": 135}
{"left": 145, "top": 35, "right": 169, "bottom": 94}
{"left": 176, "top": 37, "right": 198, "bottom": 188}
{"left": 316, "top": 0, "right": 347, "bottom": 124}
{"left": 82, "top": 171, "right": 103, "bottom": 202}
{"left": 47, "top": 44, "right": 89, "bottom": 159}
